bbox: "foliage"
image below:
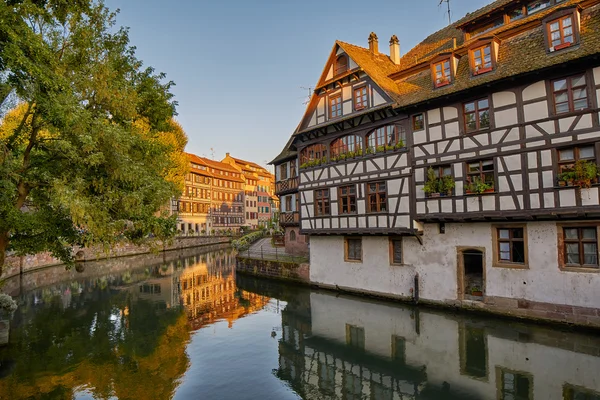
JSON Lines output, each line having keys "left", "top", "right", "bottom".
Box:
{"left": 423, "top": 168, "right": 455, "bottom": 196}
{"left": 573, "top": 159, "right": 598, "bottom": 188}
{"left": 422, "top": 167, "right": 439, "bottom": 195}
{"left": 0, "top": 292, "right": 17, "bottom": 312}
{"left": 231, "top": 231, "right": 264, "bottom": 251}
{"left": 466, "top": 176, "right": 493, "bottom": 194}
{"left": 299, "top": 156, "right": 327, "bottom": 169}
{"left": 0, "top": 1, "right": 187, "bottom": 271}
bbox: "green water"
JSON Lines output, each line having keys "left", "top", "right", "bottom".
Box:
{"left": 0, "top": 246, "right": 599, "bottom": 400}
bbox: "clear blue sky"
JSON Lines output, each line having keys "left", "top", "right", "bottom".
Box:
{"left": 104, "top": 0, "right": 490, "bottom": 169}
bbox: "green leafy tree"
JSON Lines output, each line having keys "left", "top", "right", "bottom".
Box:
{"left": 0, "top": 0, "right": 188, "bottom": 272}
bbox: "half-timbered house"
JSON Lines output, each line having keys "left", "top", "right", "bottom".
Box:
{"left": 273, "top": 0, "right": 600, "bottom": 324}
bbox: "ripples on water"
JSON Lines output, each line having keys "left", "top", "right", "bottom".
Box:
{"left": 0, "top": 245, "right": 599, "bottom": 400}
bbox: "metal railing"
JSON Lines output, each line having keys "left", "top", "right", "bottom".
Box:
{"left": 239, "top": 246, "right": 309, "bottom": 264}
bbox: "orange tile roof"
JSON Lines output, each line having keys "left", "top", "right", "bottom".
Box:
{"left": 185, "top": 153, "right": 245, "bottom": 182}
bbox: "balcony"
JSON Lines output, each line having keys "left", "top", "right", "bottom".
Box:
{"left": 276, "top": 177, "right": 299, "bottom": 195}
{"left": 279, "top": 211, "right": 299, "bottom": 227}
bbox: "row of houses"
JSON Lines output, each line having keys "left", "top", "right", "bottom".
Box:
{"left": 271, "top": 0, "right": 600, "bottom": 324}
{"left": 172, "top": 153, "right": 278, "bottom": 234}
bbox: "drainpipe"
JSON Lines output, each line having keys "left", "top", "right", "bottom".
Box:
{"left": 413, "top": 273, "right": 420, "bottom": 304}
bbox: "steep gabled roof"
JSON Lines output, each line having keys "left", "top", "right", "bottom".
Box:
{"left": 336, "top": 41, "right": 403, "bottom": 103}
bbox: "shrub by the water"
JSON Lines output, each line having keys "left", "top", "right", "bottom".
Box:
{"left": 232, "top": 231, "right": 264, "bottom": 251}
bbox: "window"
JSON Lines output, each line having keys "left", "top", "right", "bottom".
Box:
{"left": 563, "top": 384, "right": 600, "bottom": 400}
{"left": 497, "top": 368, "right": 532, "bottom": 400}
{"left": 548, "top": 15, "right": 574, "bottom": 51}
{"left": 289, "top": 230, "right": 296, "bottom": 242}
{"left": 509, "top": 7, "right": 525, "bottom": 21}
{"left": 527, "top": 0, "right": 551, "bottom": 14}
{"left": 412, "top": 114, "right": 424, "bottom": 131}
{"left": 346, "top": 324, "right": 365, "bottom": 348}
{"left": 367, "top": 181, "right": 387, "bottom": 213}
{"left": 466, "top": 159, "right": 495, "bottom": 192}
{"left": 558, "top": 145, "right": 595, "bottom": 174}
{"left": 285, "top": 196, "right": 292, "bottom": 211}
{"left": 471, "top": 44, "right": 493, "bottom": 74}
{"left": 367, "top": 125, "right": 405, "bottom": 150}
{"left": 300, "top": 144, "right": 327, "bottom": 165}
{"left": 552, "top": 74, "right": 588, "bottom": 114}
{"left": 314, "top": 189, "right": 330, "bottom": 216}
{"left": 345, "top": 238, "right": 362, "bottom": 262}
{"left": 279, "top": 164, "right": 287, "bottom": 181}
{"left": 495, "top": 227, "right": 527, "bottom": 266}
{"left": 389, "top": 237, "right": 403, "bottom": 265}
{"left": 331, "top": 135, "right": 362, "bottom": 158}
{"left": 335, "top": 54, "right": 348, "bottom": 76}
{"left": 338, "top": 185, "right": 356, "bottom": 214}
{"left": 563, "top": 227, "right": 598, "bottom": 267}
{"left": 329, "top": 95, "right": 342, "bottom": 118}
{"left": 433, "top": 59, "right": 452, "bottom": 87}
{"left": 353, "top": 86, "right": 368, "bottom": 110}
{"left": 392, "top": 335, "right": 406, "bottom": 364}
{"left": 469, "top": 17, "right": 504, "bottom": 38}
{"left": 464, "top": 98, "right": 490, "bottom": 132}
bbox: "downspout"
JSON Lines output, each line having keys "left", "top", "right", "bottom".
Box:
{"left": 413, "top": 273, "right": 420, "bottom": 304}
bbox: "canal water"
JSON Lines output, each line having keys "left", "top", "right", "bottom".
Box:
{"left": 0, "top": 246, "right": 599, "bottom": 400}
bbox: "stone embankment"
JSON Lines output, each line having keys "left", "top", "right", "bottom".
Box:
{"left": 2, "top": 236, "right": 232, "bottom": 280}
{"left": 235, "top": 237, "right": 310, "bottom": 284}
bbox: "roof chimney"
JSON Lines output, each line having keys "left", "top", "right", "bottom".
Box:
{"left": 368, "top": 32, "right": 379, "bottom": 54}
{"left": 389, "top": 35, "right": 400, "bottom": 65}
{"left": 226, "top": 152, "right": 230, "bottom": 157}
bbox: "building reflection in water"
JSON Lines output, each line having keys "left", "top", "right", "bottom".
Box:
{"left": 177, "top": 249, "right": 270, "bottom": 330}
{"left": 0, "top": 246, "right": 271, "bottom": 399}
{"left": 265, "top": 285, "right": 600, "bottom": 400}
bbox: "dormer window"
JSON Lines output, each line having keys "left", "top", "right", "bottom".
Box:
{"left": 527, "top": 0, "right": 551, "bottom": 15}
{"left": 433, "top": 59, "right": 452, "bottom": 87}
{"left": 472, "top": 44, "right": 492, "bottom": 74}
{"left": 335, "top": 55, "right": 348, "bottom": 76}
{"left": 548, "top": 15, "right": 573, "bottom": 50}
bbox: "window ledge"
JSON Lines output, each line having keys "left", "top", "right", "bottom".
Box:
{"left": 473, "top": 66, "right": 493, "bottom": 75}
{"left": 493, "top": 262, "right": 529, "bottom": 270}
{"left": 550, "top": 41, "right": 573, "bottom": 52}
{"left": 560, "top": 266, "right": 600, "bottom": 273}
{"left": 554, "top": 183, "right": 600, "bottom": 190}
{"left": 464, "top": 190, "right": 497, "bottom": 196}
{"left": 345, "top": 259, "right": 363, "bottom": 264}
{"left": 435, "top": 81, "right": 451, "bottom": 88}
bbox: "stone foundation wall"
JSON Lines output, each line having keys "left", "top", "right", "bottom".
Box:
{"left": 2, "top": 236, "right": 232, "bottom": 279}
{"left": 235, "top": 256, "right": 310, "bottom": 284}
{"left": 284, "top": 227, "right": 309, "bottom": 256}
{"left": 310, "top": 281, "right": 600, "bottom": 330}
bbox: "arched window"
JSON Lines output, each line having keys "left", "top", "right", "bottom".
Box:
{"left": 335, "top": 55, "right": 348, "bottom": 76}
{"left": 289, "top": 230, "right": 296, "bottom": 242}
{"left": 300, "top": 144, "right": 328, "bottom": 165}
{"left": 366, "top": 125, "right": 406, "bottom": 151}
{"left": 331, "top": 135, "right": 363, "bottom": 157}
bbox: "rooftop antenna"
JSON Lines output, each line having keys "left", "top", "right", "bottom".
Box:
{"left": 210, "top": 147, "right": 215, "bottom": 160}
{"left": 300, "top": 86, "right": 313, "bottom": 105}
{"left": 439, "top": 0, "right": 452, "bottom": 25}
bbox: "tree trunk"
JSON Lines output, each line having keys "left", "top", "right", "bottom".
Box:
{"left": 0, "top": 231, "right": 9, "bottom": 277}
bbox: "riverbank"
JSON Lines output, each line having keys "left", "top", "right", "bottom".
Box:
{"left": 2, "top": 235, "right": 232, "bottom": 280}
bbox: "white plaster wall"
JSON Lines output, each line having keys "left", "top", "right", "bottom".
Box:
{"left": 310, "top": 236, "right": 417, "bottom": 298}
{"left": 310, "top": 221, "right": 600, "bottom": 308}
